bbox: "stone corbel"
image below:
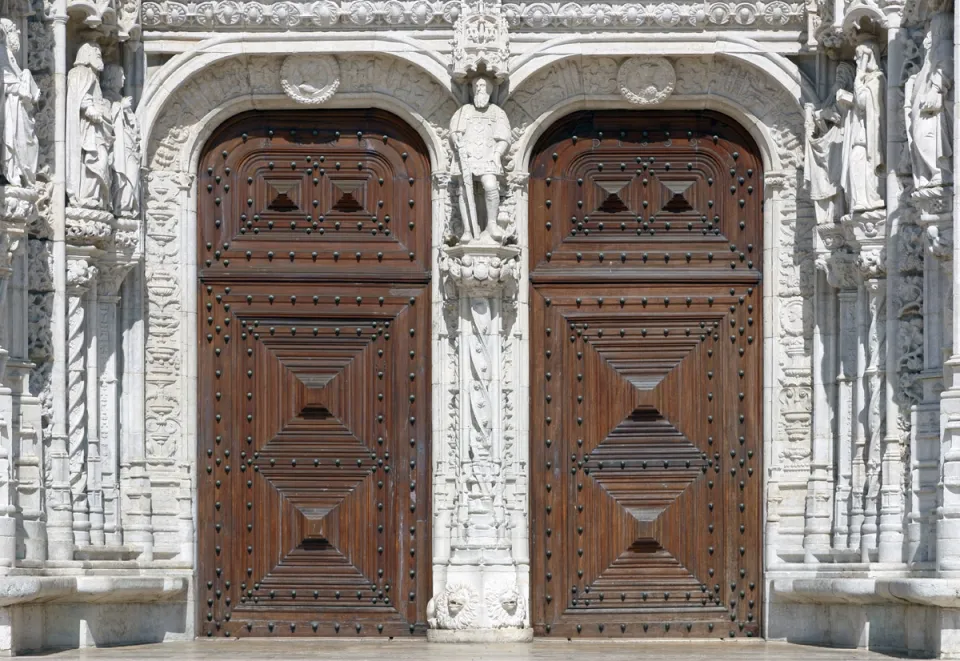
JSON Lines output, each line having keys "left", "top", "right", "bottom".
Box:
{"left": 912, "top": 186, "right": 953, "bottom": 260}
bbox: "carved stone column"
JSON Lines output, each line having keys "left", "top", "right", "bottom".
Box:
{"left": 66, "top": 257, "right": 97, "bottom": 549}
{"left": 0, "top": 187, "right": 35, "bottom": 566}
{"left": 819, "top": 249, "right": 861, "bottom": 553}
{"left": 844, "top": 211, "right": 894, "bottom": 560}
{"left": 96, "top": 263, "right": 131, "bottom": 547}
{"left": 429, "top": 243, "right": 531, "bottom": 641}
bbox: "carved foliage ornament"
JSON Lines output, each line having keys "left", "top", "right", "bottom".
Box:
{"left": 141, "top": 0, "right": 807, "bottom": 29}
{"left": 618, "top": 56, "right": 676, "bottom": 105}
{"left": 280, "top": 54, "right": 340, "bottom": 104}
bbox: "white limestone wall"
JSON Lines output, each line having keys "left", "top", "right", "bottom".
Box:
{"left": 0, "top": 0, "right": 956, "bottom": 655}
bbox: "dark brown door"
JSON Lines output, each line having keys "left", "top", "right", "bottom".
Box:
{"left": 197, "top": 111, "right": 431, "bottom": 638}
{"left": 529, "top": 111, "right": 763, "bottom": 639}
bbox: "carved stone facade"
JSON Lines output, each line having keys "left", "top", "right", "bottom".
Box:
{"left": 0, "top": 0, "right": 956, "bottom": 654}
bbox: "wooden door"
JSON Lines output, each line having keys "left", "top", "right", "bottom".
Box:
{"left": 529, "top": 111, "right": 763, "bottom": 638}
{"left": 197, "top": 111, "right": 431, "bottom": 638}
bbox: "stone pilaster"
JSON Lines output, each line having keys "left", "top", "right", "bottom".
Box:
{"left": 429, "top": 243, "right": 530, "bottom": 641}
{"left": 65, "top": 256, "right": 97, "bottom": 550}
{"left": 0, "top": 186, "right": 35, "bottom": 567}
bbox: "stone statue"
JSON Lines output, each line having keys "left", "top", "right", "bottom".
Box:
{"left": 66, "top": 43, "right": 113, "bottom": 210}
{"left": 0, "top": 18, "right": 39, "bottom": 188}
{"left": 906, "top": 18, "right": 953, "bottom": 191}
{"left": 804, "top": 62, "right": 854, "bottom": 225}
{"left": 839, "top": 40, "right": 885, "bottom": 214}
{"left": 102, "top": 64, "right": 141, "bottom": 217}
{"left": 449, "top": 76, "right": 511, "bottom": 243}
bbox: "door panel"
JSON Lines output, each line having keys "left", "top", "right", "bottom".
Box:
{"left": 529, "top": 111, "right": 762, "bottom": 638}
{"left": 197, "top": 111, "right": 431, "bottom": 638}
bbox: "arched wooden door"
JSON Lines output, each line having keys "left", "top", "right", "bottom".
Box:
{"left": 197, "top": 111, "right": 431, "bottom": 638}
{"left": 529, "top": 111, "right": 763, "bottom": 638}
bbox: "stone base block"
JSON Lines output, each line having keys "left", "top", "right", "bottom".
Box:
{"left": 427, "top": 628, "right": 534, "bottom": 643}
{"left": 0, "top": 575, "right": 191, "bottom": 656}
{"left": 768, "top": 577, "right": 960, "bottom": 658}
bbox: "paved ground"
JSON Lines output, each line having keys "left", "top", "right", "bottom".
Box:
{"left": 35, "top": 640, "right": 908, "bottom": 659}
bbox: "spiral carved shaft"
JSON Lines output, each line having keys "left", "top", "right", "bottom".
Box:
{"left": 67, "top": 290, "right": 88, "bottom": 530}
{"left": 862, "top": 281, "right": 886, "bottom": 549}
{"left": 464, "top": 297, "right": 506, "bottom": 541}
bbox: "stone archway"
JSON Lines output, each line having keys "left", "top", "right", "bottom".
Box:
{"left": 137, "top": 54, "right": 458, "bottom": 569}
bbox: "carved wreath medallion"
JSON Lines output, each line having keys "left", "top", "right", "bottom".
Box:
{"left": 280, "top": 54, "right": 340, "bottom": 104}
{"left": 617, "top": 56, "right": 676, "bottom": 106}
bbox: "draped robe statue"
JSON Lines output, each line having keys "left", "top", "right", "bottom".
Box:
{"left": 0, "top": 18, "right": 39, "bottom": 188}
{"left": 450, "top": 76, "right": 511, "bottom": 243}
{"left": 102, "top": 64, "right": 141, "bottom": 217}
{"left": 66, "top": 43, "right": 113, "bottom": 210}
{"left": 906, "top": 20, "right": 953, "bottom": 191}
{"left": 839, "top": 41, "right": 885, "bottom": 214}
{"left": 804, "top": 63, "right": 854, "bottom": 225}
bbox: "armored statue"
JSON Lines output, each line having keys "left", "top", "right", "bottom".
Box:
{"left": 449, "top": 76, "right": 511, "bottom": 243}
{"left": 0, "top": 18, "right": 39, "bottom": 188}
{"left": 906, "top": 17, "right": 953, "bottom": 191}
{"left": 102, "top": 64, "right": 141, "bottom": 217}
{"left": 839, "top": 40, "right": 885, "bottom": 214}
{"left": 804, "top": 62, "right": 854, "bottom": 225}
{"left": 66, "top": 43, "right": 113, "bottom": 210}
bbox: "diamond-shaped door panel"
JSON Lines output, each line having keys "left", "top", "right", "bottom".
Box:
{"left": 197, "top": 280, "right": 431, "bottom": 637}
{"left": 531, "top": 280, "right": 762, "bottom": 638}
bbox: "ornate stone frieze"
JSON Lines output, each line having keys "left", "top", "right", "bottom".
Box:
{"left": 141, "top": 0, "right": 807, "bottom": 30}
{"left": 617, "top": 56, "right": 676, "bottom": 105}
{"left": 280, "top": 54, "right": 340, "bottom": 104}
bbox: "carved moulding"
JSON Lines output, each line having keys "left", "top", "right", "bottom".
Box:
{"left": 280, "top": 54, "right": 340, "bottom": 104}
{"left": 140, "top": 0, "right": 807, "bottom": 30}
{"left": 617, "top": 56, "right": 676, "bottom": 105}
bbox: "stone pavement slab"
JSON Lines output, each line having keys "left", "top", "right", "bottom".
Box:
{"left": 34, "top": 640, "right": 905, "bottom": 660}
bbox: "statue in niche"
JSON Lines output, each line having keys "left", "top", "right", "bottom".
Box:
{"left": 0, "top": 18, "right": 39, "bottom": 188}
{"left": 839, "top": 40, "right": 885, "bottom": 214}
{"left": 804, "top": 62, "right": 854, "bottom": 225}
{"left": 66, "top": 43, "right": 113, "bottom": 210}
{"left": 906, "top": 17, "right": 953, "bottom": 191}
{"left": 102, "top": 64, "right": 141, "bottom": 217}
{"left": 449, "top": 76, "right": 511, "bottom": 244}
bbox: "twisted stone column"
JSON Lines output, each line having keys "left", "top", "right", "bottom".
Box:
{"left": 66, "top": 258, "right": 96, "bottom": 548}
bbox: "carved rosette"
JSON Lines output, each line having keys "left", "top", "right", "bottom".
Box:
{"left": 451, "top": 0, "right": 510, "bottom": 82}
{"left": 617, "top": 56, "right": 676, "bottom": 105}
